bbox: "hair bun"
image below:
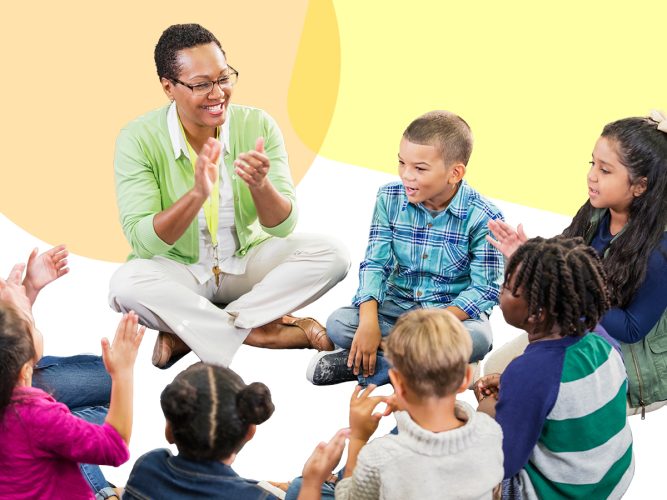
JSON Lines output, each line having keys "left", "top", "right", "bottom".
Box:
{"left": 236, "top": 382, "right": 274, "bottom": 425}
{"left": 161, "top": 380, "right": 199, "bottom": 423}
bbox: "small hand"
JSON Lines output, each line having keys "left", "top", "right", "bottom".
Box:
{"left": 0, "top": 269, "right": 33, "bottom": 324}
{"left": 349, "top": 385, "right": 388, "bottom": 442}
{"left": 474, "top": 373, "right": 501, "bottom": 402}
{"left": 101, "top": 312, "right": 146, "bottom": 378}
{"left": 348, "top": 322, "right": 382, "bottom": 377}
{"left": 234, "top": 137, "right": 270, "bottom": 189}
{"left": 23, "top": 245, "right": 69, "bottom": 303}
{"left": 486, "top": 219, "right": 528, "bottom": 259}
{"left": 301, "top": 428, "right": 350, "bottom": 487}
{"left": 193, "top": 138, "right": 222, "bottom": 200}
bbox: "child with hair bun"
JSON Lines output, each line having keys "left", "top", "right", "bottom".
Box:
{"left": 123, "top": 363, "right": 280, "bottom": 499}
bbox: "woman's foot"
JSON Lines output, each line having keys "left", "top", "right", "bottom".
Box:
{"left": 152, "top": 331, "right": 191, "bottom": 369}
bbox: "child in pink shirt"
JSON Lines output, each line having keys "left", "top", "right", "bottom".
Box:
{"left": 0, "top": 285, "right": 144, "bottom": 500}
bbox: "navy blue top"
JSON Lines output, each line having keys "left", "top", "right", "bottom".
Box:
{"left": 495, "top": 328, "right": 621, "bottom": 479}
{"left": 591, "top": 213, "right": 667, "bottom": 343}
{"left": 123, "top": 448, "right": 278, "bottom": 500}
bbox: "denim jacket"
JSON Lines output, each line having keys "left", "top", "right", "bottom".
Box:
{"left": 123, "top": 449, "right": 278, "bottom": 499}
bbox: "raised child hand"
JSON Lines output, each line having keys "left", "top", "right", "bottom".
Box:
{"left": 102, "top": 312, "right": 145, "bottom": 378}
{"left": 349, "top": 384, "right": 388, "bottom": 442}
{"left": 23, "top": 245, "right": 69, "bottom": 304}
{"left": 301, "top": 428, "right": 350, "bottom": 488}
{"left": 486, "top": 219, "right": 528, "bottom": 260}
{"left": 474, "top": 373, "right": 501, "bottom": 402}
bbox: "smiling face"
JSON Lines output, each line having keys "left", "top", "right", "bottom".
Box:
{"left": 587, "top": 136, "right": 645, "bottom": 215}
{"left": 161, "top": 42, "right": 232, "bottom": 138}
{"left": 398, "top": 138, "right": 463, "bottom": 211}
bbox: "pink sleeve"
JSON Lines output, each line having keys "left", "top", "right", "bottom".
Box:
{"left": 27, "top": 399, "right": 130, "bottom": 466}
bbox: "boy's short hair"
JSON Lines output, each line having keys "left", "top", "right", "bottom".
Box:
{"left": 385, "top": 309, "right": 471, "bottom": 398}
{"left": 403, "top": 110, "right": 474, "bottom": 166}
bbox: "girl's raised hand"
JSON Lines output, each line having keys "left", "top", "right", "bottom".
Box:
{"left": 102, "top": 312, "right": 145, "bottom": 377}
{"left": 486, "top": 219, "right": 528, "bottom": 259}
{"left": 301, "top": 428, "right": 350, "bottom": 490}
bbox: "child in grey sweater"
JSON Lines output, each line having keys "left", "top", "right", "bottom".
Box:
{"left": 297, "top": 308, "right": 504, "bottom": 500}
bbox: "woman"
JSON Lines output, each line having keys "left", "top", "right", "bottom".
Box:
{"left": 109, "top": 24, "right": 349, "bottom": 368}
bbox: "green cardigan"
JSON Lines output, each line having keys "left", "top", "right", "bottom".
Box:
{"left": 584, "top": 208, "right": 667, "bottom": 411}
{"left": 113, "top": 103, "right": 298, "bottom": 263}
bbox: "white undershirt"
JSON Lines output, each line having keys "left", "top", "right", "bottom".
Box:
{"left": 166, "top": 102, "right": 248, "bottom": 284}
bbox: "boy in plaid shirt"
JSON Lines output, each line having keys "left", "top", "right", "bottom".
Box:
{"left": 307, "top": 110, "right": 504, "bottom": 386}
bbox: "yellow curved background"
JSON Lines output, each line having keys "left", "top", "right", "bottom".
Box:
{"left": 320, "top": 1, "right": 666, "bottom": 216}
{"left": 0, "top": 0, "right": 340, "bottom": 262}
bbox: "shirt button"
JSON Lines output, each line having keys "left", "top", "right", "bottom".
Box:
{"left": 416, "top": 291, "right": 423, "bottom": 297}
{"left": 427, "top": 223, "right": 433, "bottom": 228}
{"left": 422, "top": 254, "right": 428, "bottom": 259}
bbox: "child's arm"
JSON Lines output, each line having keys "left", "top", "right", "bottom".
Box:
{"left": 298, "top": 428, "right": 350, "bottom": 500}
{"left": 101, "top": 312, "right": 145, "bottom": 444}
{"left": 0, "top": 268, "right": 43, "bottom": 360}
{"left": 343, "top": 385, "right": 388, "bottom": 479}
{"left": 348, "top": 300, "right": 382, "bottom": 377}
{"left": 449, "top": 214, "right": 505, "bottom": 320}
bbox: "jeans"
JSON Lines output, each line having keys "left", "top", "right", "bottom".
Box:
{"left": 326, "top": 299, "right": 493, "bottom": 386}
{"left": 33, "top": 355, "right": 113, "bottom": 495}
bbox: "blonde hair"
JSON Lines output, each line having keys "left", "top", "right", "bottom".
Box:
{"left": 385, "top": 309, "right": 471, "bottom": 397}
{"left": 403, "top": 110, "right": 474, "bottom": 166}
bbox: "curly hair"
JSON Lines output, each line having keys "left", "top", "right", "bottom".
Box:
{"left": 0, "top": 302, "right": 36, "bottom": 420}
{"left": 505, "top": 236, "right": 610, "bottom": 337}
{"left": 563, "top": 116, "right": 667, "bottom": 307}
{"left": 160, "top": 363, "right": 274, "bottom": 461}
{"left": 154, "top": 23, "right": 224, "bottom": 80}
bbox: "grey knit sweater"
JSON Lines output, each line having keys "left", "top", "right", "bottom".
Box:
{"left": 335, "top": 401, "right": 503, "bottom": 499}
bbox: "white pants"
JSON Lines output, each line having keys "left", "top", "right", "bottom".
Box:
{"left": 108, "top": 233, "right": 350, "bottom": 366}
{"left": 483, "top": 332, "right": 667, "bottom": 417}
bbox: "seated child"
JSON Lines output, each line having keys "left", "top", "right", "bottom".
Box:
{"left": 123, "top": 363, "right": 283, "bottom": 499}
{"left": 475, "top": 236, "right": 634, "bottom": 498}
{"left": 0, "top": 293, "right": 144, "bottom": 500}
{"left": 307, "top": 110, "right": 504, "bottom": 386}
{"left": 295, "top": 308, "right": 504, "bottom": 499}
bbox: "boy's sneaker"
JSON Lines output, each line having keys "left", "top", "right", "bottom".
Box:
{"left": 306, "top": 348, "right": 357, "bottom": 385}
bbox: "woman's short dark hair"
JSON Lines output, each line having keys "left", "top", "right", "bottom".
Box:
{"left": 154, "top": 23, "right": 224, "bottom": 80}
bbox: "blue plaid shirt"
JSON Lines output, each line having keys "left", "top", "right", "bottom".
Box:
{"left": 352, "top": 180, "right": 504, "bottom": 319}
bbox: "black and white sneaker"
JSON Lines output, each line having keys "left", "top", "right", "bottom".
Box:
{"left": 306, "top": 348, "right": 357, "bottom": 385}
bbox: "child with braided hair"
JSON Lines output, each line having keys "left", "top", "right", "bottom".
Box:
{"left": 123, "top": 362, "right": 283, "bottom": 499}
{"left": 486, "top": 111, "right": 667, "bottom": 415}
{"left": 475, "top": 236, "right": 634, "bottom": 499}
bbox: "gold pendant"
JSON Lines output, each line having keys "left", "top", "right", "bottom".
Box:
{"left": 213, "top": 265, "right": 221, "bottom": 287}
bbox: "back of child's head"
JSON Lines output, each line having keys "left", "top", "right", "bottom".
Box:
{"left": 385, "top": 309, "right": 471, "bottom": 398}
{"left": 506, "top": 236, "right": 611, "bottom": 337}
{"left": 564, "top": 113, "right": 667, "bottom": 307}
{"left": 403, "top": 110, "right": 473, "bottom": 166}
{"left": 0, "top": 301, "right": 35, "bottom": 419}
{"left": 160, "top": 363, "right": 274, "bottom": 461}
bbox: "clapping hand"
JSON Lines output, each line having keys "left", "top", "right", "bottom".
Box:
{"left": 486, "top": 220, "right": 528, "bottom": 259}
{"left": 23, "top": 245, "right": 69, "bottom": 304}
{"left": 234, "top": 137, "right": 270, "bottom": 189}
